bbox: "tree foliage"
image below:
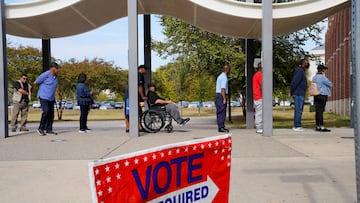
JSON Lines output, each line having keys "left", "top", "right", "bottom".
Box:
{"left": 152, "top": 16, "right": 323, "bottom": 100}
{"left": 6, "top": 44, "right": 128, "bottom": 120}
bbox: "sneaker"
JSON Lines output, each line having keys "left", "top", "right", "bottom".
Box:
{"left": 315, "top": 126, "right": 321, "bottom": 131}
{"left": 37, "top": 129, "right": 46, "bottom": 136}
{"left": 218, "top": 128, "right": 230, "bottom": 133}
{"left": 79, "top": 130, "right": 87, "bottom": 133}
{"left": 46, "top": 130, "right": 58, "bottom": 135}
{"left": 85, "top": 128, "right": 92, "bottom": 133}
{"left": 125, "top": 129, "right": 129, "bottom": 133}
{"left": 320, "top": 128, "right": 331, "bottom": 132}
{"left": 292, "top": 127, "right": 304, "bottom": 132}
{"left": 256, "top": 129, "right": 263, "bottom": 134}
{"left": 20, "top": 127, "right": 29, "bottom": 132}
{"left": 179, "top": 118, "right": 190, "bottom": 126}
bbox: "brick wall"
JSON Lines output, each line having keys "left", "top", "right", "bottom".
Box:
{"left": 325, "top": 7, "right": 351, "bottom": 116}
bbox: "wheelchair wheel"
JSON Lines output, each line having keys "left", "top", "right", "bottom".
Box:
{"left": 142, "top": 110, "right": 164, "bottom": 132}
{"left": 164, "top": 124, "right": 173, "bottom": 133}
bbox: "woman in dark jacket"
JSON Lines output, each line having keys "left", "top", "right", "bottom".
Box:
{"left": 76, "top": 73, "right": 92, "bottom": 133}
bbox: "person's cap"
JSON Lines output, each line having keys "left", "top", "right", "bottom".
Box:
{"left": 138, "top": 64, "right": 148, "bottom": 70}
{"left": 49, "top": 62, "right": 59, "bottom": 69}
{"left": 317, "top": 64, "right": 328, "bottom": 71}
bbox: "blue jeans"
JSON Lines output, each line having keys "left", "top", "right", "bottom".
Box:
{"left": 39, "top": 99, "right": 55, "bottom": 131}
{"left": 293, "top": 95, "right": 305, "bottom": 128}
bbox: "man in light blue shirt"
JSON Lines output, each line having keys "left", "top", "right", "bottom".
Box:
{"left": 34, "top": 62, "right": 59, "bottom": 136}
{"left": 216, "top": 63, "right": 230, "bottom": 132}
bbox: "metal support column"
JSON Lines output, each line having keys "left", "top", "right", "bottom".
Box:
{"left": 128, "top": 0, "right": 139, "bottom": 136}
{"left": 0, "top": 0, "right": 8, "bottom": 139}
{"left": 245, "top": 39, "right": 255, "bottom": 128}
{"left": 42, "top": 39, "right": 51, "bottom": 72}
{"left": 262, "top": 1, "right": 273, "bottom": 136}
{"left": 352, "top": 0, "right": 360, "bottom": 201}
{"left": 144, "top": 14, "right": 151, "bottom": 85}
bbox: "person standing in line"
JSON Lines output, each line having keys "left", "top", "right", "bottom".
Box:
{"left": 216, "top": 63, "right": 231, "bottom": 133}
{"left": 34, "top": 62, "right": 59, "bottom": 136}
{"left": 124, "top": 85, "right": 130, "bottom": 133}
{"left": 312, "top": 64, "right": 332, "bottom": 132}
{"left": 76, "top": 73, "right": 93, "bottom": 133}
{"left": 290, "top": 58, "right": 310, "bottom": 132}
{"left": 252, "top": 62, "right": 263, "bottom": 134}
{"left": 138, "top": 65, "right": 148, "bottom": 132}
{"left": 10, "top": 74, "right": 31, "bottom": 132}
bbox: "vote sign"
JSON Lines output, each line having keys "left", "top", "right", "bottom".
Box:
{"left": 89, "top": 134, "right": 232, "bottom": 203}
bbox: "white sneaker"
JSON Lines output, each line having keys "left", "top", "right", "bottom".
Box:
{"left": 78, "top": 130, "right": 87, "bottom": 133}
{"left": 292, "top": 127, "right": 304, "bottom": 132}
{"left": 256, "top": 129, "right": 263, "bottom": 134}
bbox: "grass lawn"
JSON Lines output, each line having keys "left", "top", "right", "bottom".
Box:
{"left": 10, "top": 105, "right": 351, "bottom": 129}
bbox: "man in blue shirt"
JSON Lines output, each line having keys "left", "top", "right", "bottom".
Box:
{"left": 34, "top": 62, "right": 59, "bottom": 136}
{"left": 290, "top": 58, "right": 309, "bottom": 132}
{"left": 216, "top": 63, "right": 230, "bottom": 132}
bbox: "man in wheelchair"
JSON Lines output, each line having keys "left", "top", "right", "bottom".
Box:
{"left": 147, "top": 84, "right": 190, "bottom": 126}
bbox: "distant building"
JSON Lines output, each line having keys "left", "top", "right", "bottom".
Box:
{"left": 309, "top": 45, "right": 325, "bottom": 80}
{"left": 325, "top": 7, "right": 351, "bottom": 116}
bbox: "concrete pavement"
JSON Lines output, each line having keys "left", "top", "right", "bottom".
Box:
{"left": 0, "top": 117, "right": 356, "bottom": 203}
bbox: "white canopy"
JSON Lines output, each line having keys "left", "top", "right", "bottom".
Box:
{"left": 5, "top": 0, "right": 350, "bottom": 39}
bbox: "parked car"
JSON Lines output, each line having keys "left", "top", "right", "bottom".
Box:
{"left": 203, "top": 101, "right": 215, "bottom": 108}
{"left": 111, "top": 102, "right": 124, "bottom": 109}
{"left": 32, "top": 101, "right": 41, "bottom": 109}
{"left": 64, "top": 102, "right": 74, "bottom": 109}
{"left": 91, "top": 101, "right": 101, "bottom": 109}
{"left": 230, "top": 100, "right": 241, "bottom": 107}
{"left": 99, "top": 102, "right": 114, "bottom": 110}
{"left": 178, "top": 101, "right": 189, "bottom": 108}
{"left": 188, "top": 101, "right": 202, "bottom": 108}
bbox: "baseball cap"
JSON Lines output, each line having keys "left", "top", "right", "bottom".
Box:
{"left": 317, "top": 64, "right": 328, "bottom": 71}
{"left": 49, "top": 62, "right": 59, "bottom": 69}
{"left": 138, "top": 64, "right": 148, "bottom": 70}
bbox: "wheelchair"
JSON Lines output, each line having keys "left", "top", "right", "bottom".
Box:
{"left": 140, "top": 105, "right": 173, "bottom": 133}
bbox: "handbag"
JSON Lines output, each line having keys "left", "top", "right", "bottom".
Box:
{"left": 309, "top": 82, "right": 320, "bottom": 96}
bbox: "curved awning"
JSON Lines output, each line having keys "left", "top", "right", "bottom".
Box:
{"left": 5, "top": 0, "right": 350, "bottom": 39}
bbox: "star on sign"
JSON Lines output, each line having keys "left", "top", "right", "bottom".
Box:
{"left": 176, "top": 148, "right": 180, "bottom": 154}
{"left": 106, "top": 176, "right": 111, "bottom": 183}
{"left": 144, "top": 156, "right": 148, "bottom": 162}
{"left": 184, "top": 147, "right": 189, "bottom": 152}
{"left": 134, "top": 158, "right": 139, "bottom": 165}
{"left": 208, "top": 143, "right": 212, "bottom": 148}
{"left": 124, "top": 160, "right": 130, "bottom": 167}
{"left": 215, "top": 142, "right": 219, "bottom": 146}
{"left": 116, "top": 173, "right": 121, "bottom": 180}
{"left": 193, "top": 145, "right": 197, "bottom": 151}
{"left": 95, "top": 168, "right": 100, "bottom": 175}
{"left": 152, "top": 154, "right": 157, "bottom": 160}
{"left": 214, "top": 150, "right": 219, "bottom": 154}
{"left": 96, "top": 180, "right": 101, "bottom": 186}
{"left": 168, "top": 150, "right": 172, "bottom": 156}
{"left": 108, "top": 187, "right": 113, "bottom": 193}
{"left": 160, "top": 152, "right": 165, "bottom": 157}
{"left": 115, "top": 163, "right": 120, "bottom": 169}
{"left": 98, "top": 190, "right": 103, "bottom": 197}
{"left": 201, "top": 144, "right": 205, "bottom": 149}
{"left": 105, "top": 165, "right": 110, "bottom": 172}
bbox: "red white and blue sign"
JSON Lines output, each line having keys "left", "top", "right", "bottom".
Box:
{"left": 88, "top": 134, "right": 232, "bottom": 203}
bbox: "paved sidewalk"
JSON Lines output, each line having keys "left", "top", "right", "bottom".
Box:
{"left": 0, "top": 117, "right": 356, "bottom": 203}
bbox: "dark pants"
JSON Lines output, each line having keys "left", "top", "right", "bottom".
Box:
{"left": 80, "top": 105, "right": 90, "bottom": 130}
{"left": 216, "top": 93, "right": 227, "bottom": 129}
{"left": 314, "top": 95, "right": 328, "bottom": 126}
{"left": 39, "top": 99, "right": 55, "bottom": 131}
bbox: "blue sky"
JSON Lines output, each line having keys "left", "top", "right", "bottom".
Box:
{"left": 5, "top": 0, "right": 171, "bottom": 70}
{"left": 5, "top": 0, "right": 324, "bottom": 70}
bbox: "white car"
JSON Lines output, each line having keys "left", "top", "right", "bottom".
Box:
{"left": 32, "top": 101, "right": 41, "bottom": 108}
